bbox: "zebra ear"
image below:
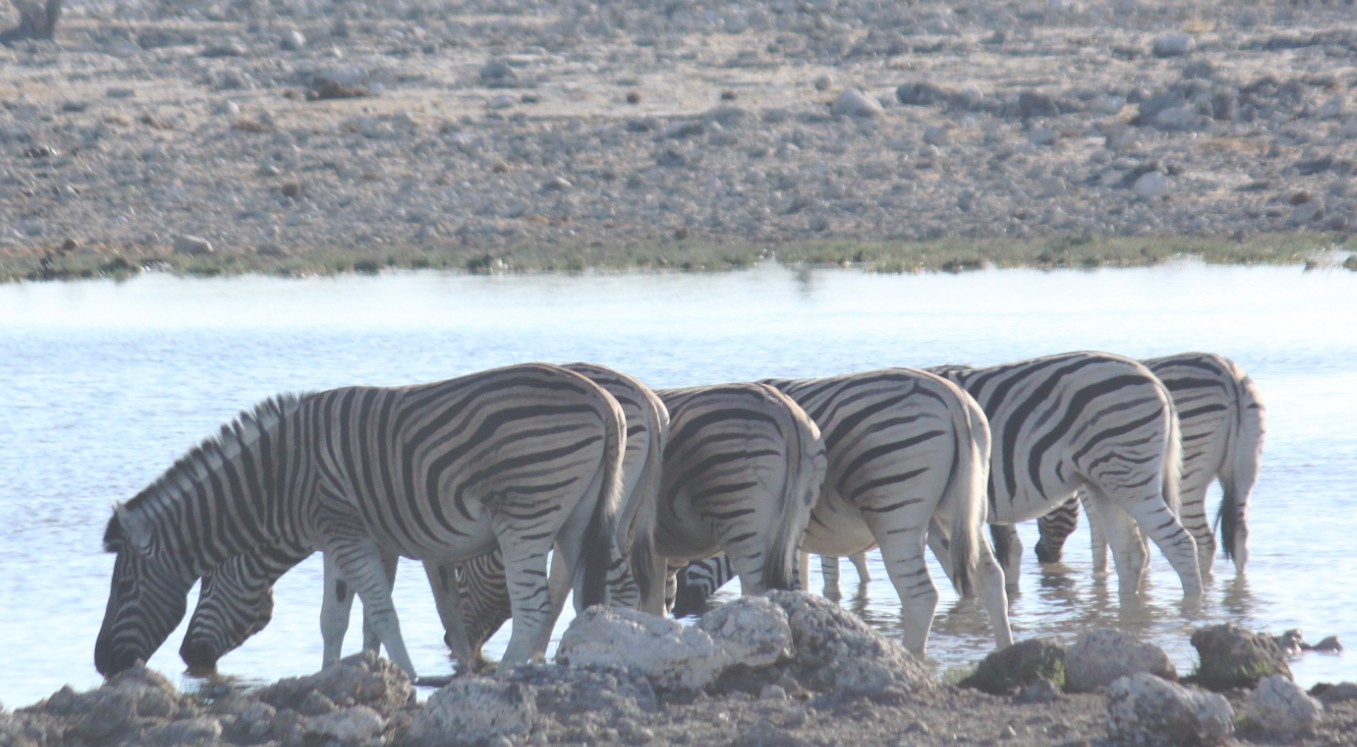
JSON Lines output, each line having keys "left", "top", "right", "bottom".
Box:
{"left": 110, "top": 504, "right": 154, "bottom": 554}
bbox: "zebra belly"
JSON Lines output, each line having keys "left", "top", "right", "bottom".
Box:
{"left": 799, "top": 491, "right": 877, "bottom": 557}
{"left": 987, "top": 478, "right": 1082, "bottom": 525}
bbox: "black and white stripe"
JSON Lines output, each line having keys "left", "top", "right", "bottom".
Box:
{"left": 932, "top": 351, "right": 1201, "bottom": 598}
{"left": 97, "top": 363, "right": 629, "bottom": 679}
{"left": 1034, "top": 352, "right": 1266, "bottom": 577}
{"left": 180, "top": 362, "right": 667, "bottom": 673}
{"left": 647, "top": 383, "right": 826, "bottom": 613}
{"left": 760, "top": 369, "right": 1011, "bottom": 655}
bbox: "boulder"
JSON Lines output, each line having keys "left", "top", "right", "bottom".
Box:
{"left": 765, "top": 591, "right": 933, "bottom": 700}
{"left": 406, "top": 679, "right": 534, "bottom": 747}
{"left": 1190, "top": 624, "right": 1293, "bottom": 690}
{"left": 505, "top": 664, "right": 658, "bottom": 720}
{"left": 831, "top": 89, "right": 884, "bottom": 118}
{"left": 304, "top": 705, "right": 387, "bottom": 743}
{"left": 258, "top": 651, "right": 415, "bottom": 714}
{"left": 696, "top": 595, "right": 793, "bottom": 668}
{"left": 1315, "top": 681, "right": 1357, "bottom": 705}
{"left": 1246, "top": 675, "right": 1323, "bottom": 740}
{"left": 1107, "top": 672, "right": 1234, "bottom": 746}
{"left": 960, "top": 639, "right": 1065, "bottom": 695}
{"left": 1064, "top": 628, "right": 1176, "bottom": 693}
{"left": 556, "top": 606, "right": 731, "bottom": 692}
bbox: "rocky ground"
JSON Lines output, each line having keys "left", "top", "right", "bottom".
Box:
{"left": 3, "top": 594, "right": 1355, "bottom": 746}
{"left": 2, "top": 0, "right": 1357, "bottom": 278}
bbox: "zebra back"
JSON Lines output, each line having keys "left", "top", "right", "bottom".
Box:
{"left": 656, "top": 383, "right": 825, "bottom": 594}
{"left": 1145, "top": 352, "right": 1266, "bottom": 565}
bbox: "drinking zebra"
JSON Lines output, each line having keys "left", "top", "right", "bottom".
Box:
{"left": 644, "top": 383, "right": 826, "bottom": 614}
{"left": 1033, "top": 352, "right": 1266, "bottom": 577}
{"left": 930, "top": 351, "right": 1201, "bottom": 598}
{"left": 97, "top": 363, "right": 630, "bottom": 679}
{"left": 179, "top": 362, "right": 667, "bottom": 673}
{"left": 758, "top": 369, "right": 1011, "bottom": 655}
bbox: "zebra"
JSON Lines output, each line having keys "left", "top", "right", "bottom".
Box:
{"left": 757, "top": 369, "right": 1011, "bottom": 655}
{"left": 97, "top": 362, "right": 630, "bottom": 679}
{"left": 927, "top": 351, "right": 1201, "bottom": 598}
{"left": 644, "top": 383, "right": 826, "bottom": 615}
{"left": 179, "top": 362, "right": 667, "bottom": 673}
{"left": 670, "top": 553, "right": 735, "bottom": 617}
{"left": 1033, "top": 352, "right": 1266, "bottom": 577}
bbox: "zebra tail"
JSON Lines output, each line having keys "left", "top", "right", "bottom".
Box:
{"left": 763, "top": 390, "right": 823, "bottom": 592}
{"left": 627, "top": 410, "right": 665, "bottom": 606}
{"left": 944, "top": 389, "right": 987, "bottom": 599}
{"left": 1161, "top": 385, "right": 1185, "bottom": 519}
{"left": 578, "top": 404, "right": 627, "bottom": 609}
{"left": 1216, "top": 371, "right": 1266, "bottom": 562}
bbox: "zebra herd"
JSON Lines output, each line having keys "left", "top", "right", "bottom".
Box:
{"left": 95, "top": 350, "right": 1265, "bottom": 682}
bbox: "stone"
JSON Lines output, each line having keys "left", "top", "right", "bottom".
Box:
{"left": 1107, "top": 673, "right": 1234, "bottom": 746}
{"left": 1190, "top": 624, "right": 1293, "bottom": 690}
{"left": 831, "top": 89, "right": 884, "bottom": 118}
{"left": 813, "top": 74, "right": 834, "bottom": 92}
{"left": 279, "top": 28, "right": 306, "bottom": 51}
{"left": 765, "top": 591, "right": 933, "bottom": 700}
{"left": 406, "top": 678, "right": 534, "bottom": 746}
{"left": 1315, "top": 681, "right": 1357, "bottom": 704}
{"left": 152, "top": 716, "right": 222, "bottom": 745}
{"left": 1064, "top": 628, "right": 1177, "bottom": 693}
{"left": 896, "top": 82, "right": 951, "bottom": 107}
{"left": 1153, "top": 33, "right": 1197, "bottom": 58}
{"left": 556, "top": 606, "right": 731, "bottom": 692}
{"left": 1246, "top": 675, "right": 1323, "bottom": 740}
{"left": 258, "top": 651, "right": 414, "bottom": 714}
{"left": 1132, "top": 171, "right": 1169, "bottom": 200}
{"left": 305, "top": 705, "right": 386, "bottom": 743}
{"left": 961, "top": 639, "right": 1065, "bottom": 695}
{"left": 696, "top": 596, "right": 793, "bottom": 668}
{"left": 480, "top": 60, "right": 518, "bottom": 88}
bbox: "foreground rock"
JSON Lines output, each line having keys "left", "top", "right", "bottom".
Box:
{"left": 4, "top": 613, "right": 1356, "bottom": 746}
{"left": 1190, "top": 623, "right": 1294, "bottom": 690}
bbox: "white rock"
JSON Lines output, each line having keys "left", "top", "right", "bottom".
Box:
{"left": 1133, "top": 171, "right": 1169, "bottom": 200}
{"left": 173, "top": 235, "right": 214, "bottom": 255}
{"left": 407, "top": 679, "right": 534, "bottom": 747}
{"left": 1247, "top": 675, "right": 1323, "bottom": 739}
{"left": 556, "top": 606, "right": 731, "bottom": 692}
{"left": 696, "top": 596, "right": 793, "bottom": 668}
{"left": 832, "top": 89, "right": 884, "bottom": 118}
{"left": 1064, "top": 628, "right": 1176, "bottom": 693}
{"left": 280, "top": 28, "right": 306, "bottom": 51}
{"left": 305, "top": 705, "right": 385, "bottom": 743}
{"left": 1107, "top": 673, "right": 1234, "bottom": 746}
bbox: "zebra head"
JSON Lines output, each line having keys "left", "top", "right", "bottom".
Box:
{"left": 94, "top": 504, "right": 195, "bottom": 677}
{"left": 179, "top": 566, "right": 275, "bottom": 674}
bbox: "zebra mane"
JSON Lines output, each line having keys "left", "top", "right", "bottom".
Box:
{"left": 105, "top": 393, "right": 309, "bottom": 549}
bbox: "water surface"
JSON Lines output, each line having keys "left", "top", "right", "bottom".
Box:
{"left": 1, "top": 262, "right": 1353, "bottom": 706}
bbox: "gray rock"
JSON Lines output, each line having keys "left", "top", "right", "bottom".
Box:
{"left": 173, "top": 234, "right": 214, "bottom": 256}
{"left": 697, "top": 595, "right": 793, "bottom": 668}
{"left": 407, "top": 678, "right": 534, "bottom": 746}
{"left": 1246, "top": 675, "right": 1323, "bottom": 740}
{"left": 305, "top": 705, "right": 386, "bottom": 743}
{"left": 1133, "top": 171, "right": 1169, "bottom": 200}
{"left": 813, "top": 74, "right": 834, "bottom": 92}
{"left": 1065, "top": 628, "right": 1177, "bottom": 693}
{"left": 1153, "top": 33, "right": 1197, "bottom": 58}
{"left": 831, "top": 89, "right": 884, "bottom": 118}
{"left": 961, "top": 639, "right": 1066, "bottom": 695}
{"left": 1107, "top": 673, "right": 1234, "bottom": 746}
{"left": 556, "top": 606, "right": 731, "bottom": 692}
{"left": 1190, "top": 624, "right": 1293, "bottom": 690}
{"left": 896, "top": 82, "right": 951, "bottom": 107}
{"left": 1317, "top": 681, "right": 1357, "bottom": 704}
{"left": 765, "top": 591, "right": 933, "bottom": 700}
{"left": 279, "top": 28, "right": 306, "bottom": 51}
{"left": 923, "top": 126, "right": 950, "bottom": 146}
{"left": 258, "top": 651, "right": 414, "bottom": 714}
{"left": 480, "top": 60, "right": 519, "bottom": 88}
{"left": 151, "top": 716, "right": 222, "bottom": 745}
{"left": 1016, "top": 91, "right": 1062, "bottom": 119}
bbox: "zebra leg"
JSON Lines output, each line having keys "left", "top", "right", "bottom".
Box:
{"left": 422, "top": 560, "right": 476, "bottom": 668}
{"left": 1034, "top": 496, "right": 1079, "bottom": 563}
{"left": 320, "top": 551, "right": 355, "bottom": 666}
{"left": 323, "top": 537, "right": 418, "bottom": 677}
{"left": 1113, "top": 490, "right": 1202, "bottom": 597}
{"left": 875, "top": 525, "right": 938, "bottom": 656}
{"left": 1178, "top": 480, "right": 1217, "bottom": 578}
{"left": 848, "top": 551, "right": 871, "bottom": 584}
{"left": 988, "top": 524, "right": 1023, "bottom": 595}
{"left": 1078, "top": 492, "right": 1111, "bottom": 575}
{"left": 360, "top": 555, "right": 400, "bottom": 654}
{"left": 1082, "top": 495, "right": 1146, "bottom": 595}
{"left": 819, "top": 554, "right": 841, "bottom": 600}
{"left": 933, "top": 513, "right": 1014, "bottom": 650}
